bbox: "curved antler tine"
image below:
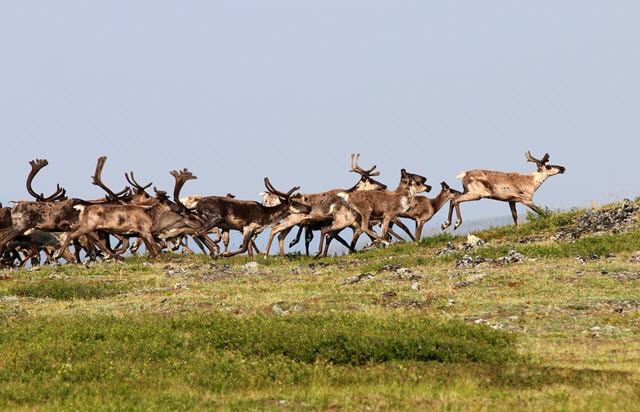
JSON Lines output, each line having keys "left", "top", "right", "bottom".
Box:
{"left": 126, "top": 171, "right": 152, "bottom": 192}
{"left": 285, "top": 186, "right": 301, "bottom": 197}
{"left": 363, "top": 164, "right": 378, "bottom": 175}
{"left": 26, "top": 158, "right": 67, "bottom": 201}
{"left": 91, "top": 156, "right": 107, "bottom": 185}
{"left": 350, "top": 153, "right": 363, "bottom": 173}
{"left": 28, "top": 159, "right": 50, "bottom": 184}
{"left": 264, "top": 177, "right": 276, "bottom": 193}
{"left": 26, "top": 159, "right": 49, "bottom": 200}
{"left": 56, "top": 185, "right": 67, "bottom": 199}
{"left": 170, "top": 168, "right": 197, "bottom": 182}
{"left": 350, "top": 154, "right": 379, "bottom": 176}
{"left": 170, "top": 169, "right": 197, "bottom": 190}
{"left": 525, "top": 151, "right": 553, "bottom": 172}
{"left": 39, "top": 184, "right": 67, "bottom": 202}
{"left": 29, "top": 159, "right": 49, "bottom": 170}
{"left": 525, "top": 151, "right": 551, "bottom": 165}
{"left": 125, "top": 172, "right": 135, "bottom": 187}
{"left": 264, "top": 178, "right": 297, "bottom": 198}
{"left": 114, "top": 187, "right": 131, "bottom": 197}
{"left": 92, "top": 156, "right": 130, "bottom": 199}
{"left": 40, "top": 186, "right": 67, "bottom": 202}
{"left": 541, "top": 153, "right": 550, "bottom": 163}
{"left": 138, "top": 174, "right": 152, "bottom": 191}
{"left": 170, "top": 169, "right": 197, "bottom": 209}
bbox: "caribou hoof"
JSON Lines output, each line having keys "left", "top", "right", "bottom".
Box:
{"left": 363, "top": 242, "right": 376, "bottom": 250}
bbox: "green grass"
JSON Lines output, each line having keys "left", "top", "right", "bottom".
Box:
{"left": 7, "top": 278, "right": 131, "bottom": 300}
{"left": 1, "top": 199, "right": 639, "bottom": 410}
{"left": 0, "top": 313, "right": 520, "bottom": 410}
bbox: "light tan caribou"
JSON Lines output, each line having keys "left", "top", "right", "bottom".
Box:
{"left": 398, "top": 181, "right": 461, "bottom": 240}
{"left": 441, "top": 151, "right": 566, "bottom": 230}
{"left": 321, "top": 168, "right": 431, "bottom": 251}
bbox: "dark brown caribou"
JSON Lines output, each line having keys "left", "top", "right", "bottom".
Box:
{"left": 186, "top": 178, "right": 312, "bottom": 257}
{"left": 0, "top": 159, "right": 88, "bottom": 262}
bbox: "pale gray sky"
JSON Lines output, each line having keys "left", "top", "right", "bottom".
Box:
{"left": 2, "top": 2, "right": 639, "bottom": 250}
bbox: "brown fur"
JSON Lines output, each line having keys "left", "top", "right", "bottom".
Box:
{"left": 442, "top": 151, "right": 566, "bottom": 230}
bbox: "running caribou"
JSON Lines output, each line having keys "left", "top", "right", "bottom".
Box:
{"left": 54, "top": 168, "right": 211, "bottom": 261}
{"left": 0, "top": 159, "right": 85, "bottom": 261}
{"left": 0, "top": 151, "right": 568, "bottom": 266}
{"left": 185, "top": 178, "right": 312, "bottom": 257}
{"left": 441, "top": 151, "right": 566, "bottom": 230}
{"left": 397, "top": 181, "right": 461, "bottom": 240}
{"left": 320, "top": 168, "right": 431, "bottom": 252}
{"left": 263, "top": 153, "right": 389, "bottom": 256}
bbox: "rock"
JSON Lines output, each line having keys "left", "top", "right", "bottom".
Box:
{"left": 496, "top": 250, "right": 525, "bottom": 264}
{"left": 576, "top": 254, "right": 600, "bottom": 264}
{"left": 455, "top": 255, "right": 487, "bottom": 269}
{"left": 466, "top": 234, "right": 486, "bottom": 248}
{"left": 455, "top": 250, "right": 526, "bottom": 268}
{"left": 341, "top": 273, "right": 375, "bottom": 284}
{"left": 553, "top": 199, "right": 639, "bottom": 240}
{"left": 434, "top": 242, "right": 457, "bottom": 257}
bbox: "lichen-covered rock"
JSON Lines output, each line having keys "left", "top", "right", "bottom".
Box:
{"left": 553, "top": 199, "right": 639, "bottom": 241}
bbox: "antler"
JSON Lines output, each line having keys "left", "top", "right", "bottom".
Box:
{"left": 125, "top": 171, "right": 152, "bottom": 194}
{"left": 26, "top": 159, "right": 67, "bottom": 202}
{"left": 153, "top": 187, "right": 170, "bottom": 202}
{"left": 169, "top": 168, "right": 197, "bottom": 209}
{"left": 91, "top": 156, "right": 130, "bottom": 200}
{"left": 525, "top": 151, "right": 550, "bottom": 165}
{"left": 350, "top": 153, "right": 380, "bottom": 177}
{"left": 264, "top": 177, "right": 300, "bottom": 199}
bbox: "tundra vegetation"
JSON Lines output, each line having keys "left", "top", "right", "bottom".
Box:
{"left": 1, "top": 199, "right": 639, "bottom": 411}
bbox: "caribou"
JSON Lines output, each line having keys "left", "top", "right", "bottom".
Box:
{"left": 319, "top": 168, "right": 431, "bottom": 252}
{"left": 0, "top": 152, "right": 568, "bottom": 266}
{"left": 185, "top": 178, "right": 312, "bottom": 257}
{"left": 178, "top": 193, "right": 263, "bottom": 256}
{"left": 398, "top": 181, "right": 461, "bottom": 240}
{"left": 1, "top": 230, "right": 75, "bottom": 268}
{"left": 54, "top": 168, "right": 210, "bottom": 261}
{"left": 263, "top": 154, "right": 390, "bottom": 257}
{"left": 441, "top": 151, "right": 566, "bottom": 230}
{"left": 0, "top": 159, "right": 86, "bottom": 262}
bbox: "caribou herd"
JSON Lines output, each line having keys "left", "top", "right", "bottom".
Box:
{"left": 0, "top": 152, "right": 565, "bottom": 268}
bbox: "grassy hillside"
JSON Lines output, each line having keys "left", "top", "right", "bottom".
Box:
{"left": 1, "top": 199, "right": 639, "bottom": 411}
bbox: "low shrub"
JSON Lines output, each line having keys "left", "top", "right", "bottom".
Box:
{"left": 7, "top": 279, "right": 129, "bottom": 300}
